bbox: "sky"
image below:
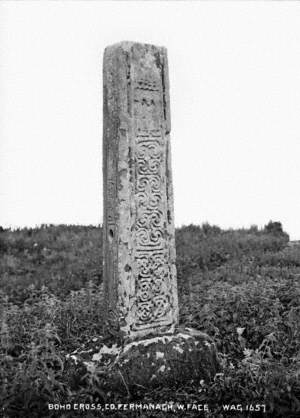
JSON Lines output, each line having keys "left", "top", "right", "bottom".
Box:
{"left": 1, "top": 1, "right": 300, "bottom": 239}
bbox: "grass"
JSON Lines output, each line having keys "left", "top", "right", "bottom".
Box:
{"left": 0, "top": 221, "right": 299, "bottom": 417}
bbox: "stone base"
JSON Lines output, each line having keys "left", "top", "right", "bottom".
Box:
{"left": 67, "top": 328, "right": 220, "bottom": 390}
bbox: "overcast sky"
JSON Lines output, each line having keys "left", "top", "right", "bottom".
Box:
{"left": 1, "top": 1, "right": 300, "bottom": 239}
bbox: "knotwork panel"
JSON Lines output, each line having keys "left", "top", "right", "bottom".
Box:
{"left": 132, "top": 75, "right": 173, "bottom": 330}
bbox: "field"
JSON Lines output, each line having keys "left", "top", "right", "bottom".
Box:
{"left": 0, "top": 222, "right": 299, "bottom": 417}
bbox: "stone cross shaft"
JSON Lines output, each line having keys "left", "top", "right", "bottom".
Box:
{"left": 103, "top": 42, "right": 178, "bottom": 341}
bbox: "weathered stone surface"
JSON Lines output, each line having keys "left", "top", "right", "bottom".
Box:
{"left": 67, "top": 327, "right": 220, "bottom": 390}
{"left": 103, "top": 42, "right": 178, "bottom": 341}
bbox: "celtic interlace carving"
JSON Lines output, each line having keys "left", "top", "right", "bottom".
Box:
{"left": 132, "top": 76, "right": 173, "bottom": 330}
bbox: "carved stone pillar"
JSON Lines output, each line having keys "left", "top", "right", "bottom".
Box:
{"left": 66, "top": 42, "right": 220, "bottom": 389}
{"left": 103, "top": 42, "right": 178, "bottom": 340}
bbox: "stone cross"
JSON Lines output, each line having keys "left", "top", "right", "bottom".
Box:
{"left": 103, "top": 42, "right": 178, "bottom": 341}
{"left": 68, "top": 42, "right": 218, "bottom": 389}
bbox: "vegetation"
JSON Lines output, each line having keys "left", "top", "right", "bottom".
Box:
{"left": 0, "top": 222, "right": 299, "bottom": 417}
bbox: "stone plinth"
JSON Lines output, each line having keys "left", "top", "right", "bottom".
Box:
{"left": 67, "top": 328, "right": 220, "bottom": 391}
{"left": 103, "top": 42, "right": 178, "bottom": 341}
{"left": 107, "top": 328, "right": 220, "bottom": 388}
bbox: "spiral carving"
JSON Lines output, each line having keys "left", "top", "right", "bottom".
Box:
{"left": 133, "top": 78, "right": 171, "bottom": 329}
